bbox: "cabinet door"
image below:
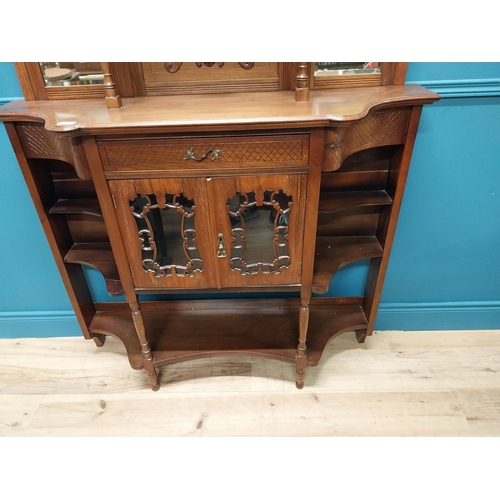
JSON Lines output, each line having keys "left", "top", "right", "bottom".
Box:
{"left": 212, "top": 174, "right": 307, "bottom": 288}
{"left": 109, "top": 178, "right": 218, "bottom": 289}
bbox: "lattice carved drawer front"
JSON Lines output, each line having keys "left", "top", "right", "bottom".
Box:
{"left": 99, "top": 134, "right": 310, "bottom": 177}
{"left": 322, "top": 109, "right": 411, "bottom": 172}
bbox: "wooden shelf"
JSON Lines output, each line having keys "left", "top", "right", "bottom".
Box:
{"left": 318, "top": 190, "right": 392, "bottom": 213}
{"left": 313, "top": 236, "right": 384, "bottom": 294}
{"left": 64, "top": 242, "right": 123, "bottom": 296}
{"left": 49, "top": 199, "right": 102, "bottom": 217}
{"left": 89, "top": 298, "right": 367, "bottom": 369}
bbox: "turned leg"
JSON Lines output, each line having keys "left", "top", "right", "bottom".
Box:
{"left": 355, "top": 329, "right": 367, "bottom": 343}
{"left": 296, "top": 297, "right": 310, "bottom": 389}
{"left": 91, "top": 333, "right": 106, "bottom": 347}
{"left": 131, "top": 304, "right": 160, "bottom": 391}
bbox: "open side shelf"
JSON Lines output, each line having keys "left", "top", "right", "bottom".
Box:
{"left": 312, "top": 236, "right": 384, "bottom": 294}
{"left": 49, "top": 199, "right": 102, "bottom": 217}
{"left": 318, "top": 190, "right": 392, "bottom": 213}
{"left": 64, "top": 242, "right": 123, "bottom": 296}
{"left": 89, "top": 298, "right": 367, "bottom": 370}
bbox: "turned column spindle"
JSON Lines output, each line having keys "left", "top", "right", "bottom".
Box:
{"left": 296, "top": 297, "right": 310, "bottom": 389}
{"left": 101, "top": 62, "right": 122, "bottom": 109}
{"left": 131, "top": 304, "right": 160, "bottom": 391}
{"left": 295, "top": 62, "right": 310, "bottom": 102}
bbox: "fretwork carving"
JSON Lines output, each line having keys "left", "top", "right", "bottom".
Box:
{"left": 130, "top": 192, "right": 202, "bottom": 278}
{"left": 228, "top": 190, "right": 292, "bottom": 275}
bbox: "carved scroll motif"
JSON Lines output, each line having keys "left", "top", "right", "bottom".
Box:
{"left": 129, "top": 192, "right": 202, "bottom": 278}
{"left": 228, "top": 189, "right": 292, "bottom": 275}
{"left": 164, "top": 62, "right": 255, "bottom": 73}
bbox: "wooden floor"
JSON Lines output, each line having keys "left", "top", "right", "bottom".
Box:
{"left": 1, "top": 329, "right": 499, "bottom": 437}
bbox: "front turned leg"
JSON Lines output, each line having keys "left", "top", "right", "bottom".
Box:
{"left": 296, "top": 298, "right": 310, "bottom": 389}
{"left": 131, "top": 305, "right": 160, "bottom": 391}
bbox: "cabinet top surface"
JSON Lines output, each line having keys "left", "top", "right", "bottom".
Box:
{"left": 0, "top": 85, "right": 439, "bottom": 135}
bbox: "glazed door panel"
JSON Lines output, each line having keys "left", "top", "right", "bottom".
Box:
{"left": 212, "top": 174, "right": 307, "bottom": 288}
{"left": 109, "top": 178, "right": 218, "bottom": 289}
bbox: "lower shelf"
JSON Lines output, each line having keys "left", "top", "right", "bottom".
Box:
{"left": 89, "top": 297, "right": 367, "bottom": 369}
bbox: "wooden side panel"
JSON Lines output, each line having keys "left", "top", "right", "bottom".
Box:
{"left": 4, "top": 123, "right": 96, "bottom": 339}
{"left": 362, "top": 106, "right": 424, "bottom": 336}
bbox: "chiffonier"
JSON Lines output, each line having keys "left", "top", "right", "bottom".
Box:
{"left": 0, "top": 62, "right": 439, "bottom": 390}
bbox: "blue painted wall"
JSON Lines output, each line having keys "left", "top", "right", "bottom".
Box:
{"left": 1, "top": 62, "right": 499, "bottom": 337}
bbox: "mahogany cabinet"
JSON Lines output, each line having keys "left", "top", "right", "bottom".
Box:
{"left": 0, "top": 68, "right": 440, "bottom": 390}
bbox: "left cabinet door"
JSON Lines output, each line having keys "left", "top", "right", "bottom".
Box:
{"left": 108, "top": 178, "right": 219, "bottom": 290}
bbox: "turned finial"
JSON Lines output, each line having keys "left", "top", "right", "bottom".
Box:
{"left": 101, "top": 62, "right": 122, "bottom": 109}
{"left": 295, "top": 62, "right": 309, "bottom": 102}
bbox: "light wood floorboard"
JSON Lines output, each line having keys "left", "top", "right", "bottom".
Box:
{"left": 1, "top": 330, "right": 499, "bottom": 436}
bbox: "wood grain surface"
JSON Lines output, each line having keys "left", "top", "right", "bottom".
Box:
{"left": 1, "top": 330, "right": 498, "bottom": 437}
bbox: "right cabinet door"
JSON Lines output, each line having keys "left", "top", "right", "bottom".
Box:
{"left": 212, "top": 174, "right": 308, "bottom": 288}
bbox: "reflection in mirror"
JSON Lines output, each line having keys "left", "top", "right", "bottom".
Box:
{"left": 314, "top": 62, "right": 381, "bottom": 77}
{"left": 39, "top": 62, "right": 104, "bottom": 87}
{"left": 130, "top": 192, "right": 202, "bottom": 278}
{"left": 227, "top": 190, "right": 292, "bottom": 275}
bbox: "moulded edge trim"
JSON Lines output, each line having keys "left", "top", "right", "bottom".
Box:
{"left": 0, "top": 97, "right": 24, "bottom": 105}
{"left": 407, "top": 78, "right": 500, "bottom": 98}
{"left": 376, "top": 301, "right": 500, "bottom": 331}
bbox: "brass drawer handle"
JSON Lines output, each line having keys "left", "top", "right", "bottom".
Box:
{"left": 217, "top": 233, "right": 227, "bottom": 258}
{"left": 184, "top": 147, "right": 223, "bottom": 162}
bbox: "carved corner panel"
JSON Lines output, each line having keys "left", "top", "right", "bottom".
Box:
{"left": 16, "top": 123, "right": 91, "bottom": 179}
{"left": 322, "top": 109, "right": 411, "bottom": 171}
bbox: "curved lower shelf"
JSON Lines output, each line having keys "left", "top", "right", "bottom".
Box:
{"left": 312, "top": 236, "right": 384, "bottom": 294}
{"left": 89, "top": 298, "right": 367, "bottom": 369}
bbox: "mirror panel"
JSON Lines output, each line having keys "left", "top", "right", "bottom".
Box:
{"left": 39, "top": 62, "right": 104, "bottom": 87}
{"left": 314, "top": 62, "right": 381, "bottom": 77}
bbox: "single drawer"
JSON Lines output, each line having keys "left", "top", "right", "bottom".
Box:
{"left": 98, "top": 134, "right": 310, "bottom": 174}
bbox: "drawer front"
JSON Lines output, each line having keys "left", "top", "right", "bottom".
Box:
{"left": 98, "top": 134, "right": 310, "bottom": 175}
